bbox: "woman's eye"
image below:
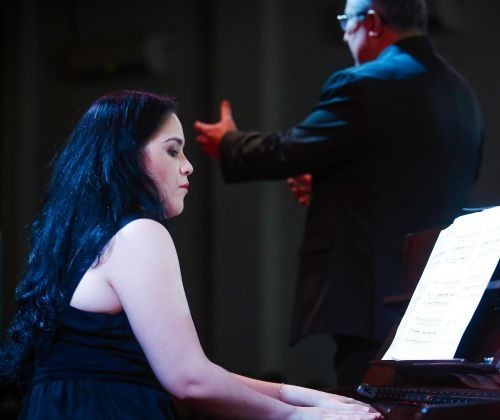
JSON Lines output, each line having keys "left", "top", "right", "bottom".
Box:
{"left": 167, "top": 149, "right": 179, "bottom": 157}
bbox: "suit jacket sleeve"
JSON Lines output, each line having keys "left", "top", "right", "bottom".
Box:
{"left": 219, "top": 70, "right": 379, "bottom": 182}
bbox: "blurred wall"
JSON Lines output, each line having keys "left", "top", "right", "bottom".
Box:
{"left": 1, "top": 0, "right": 499, "bottom": 388}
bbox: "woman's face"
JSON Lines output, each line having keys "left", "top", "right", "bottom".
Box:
{"left": 141, "top": 113, "right": 194, "bottom": 218}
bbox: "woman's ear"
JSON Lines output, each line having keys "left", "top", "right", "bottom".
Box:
{"left": 367, "top": 9, "right": 383, "bottom": 37}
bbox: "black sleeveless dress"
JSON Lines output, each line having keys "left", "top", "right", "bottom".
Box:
{"left": 19, "top": 218, "right": 177, "bottom": 419}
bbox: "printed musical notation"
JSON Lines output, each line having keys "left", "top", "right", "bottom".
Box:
{"left": 383, "top": 206, "right": 500, "bottom": 361}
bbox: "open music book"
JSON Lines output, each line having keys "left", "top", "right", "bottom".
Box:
{"left": 382, "top": 206, "right": 500, "bottom": 361}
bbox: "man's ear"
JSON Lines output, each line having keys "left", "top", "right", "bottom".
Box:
{"left": 366, "top": 9, "right": 383, "bottom": 37}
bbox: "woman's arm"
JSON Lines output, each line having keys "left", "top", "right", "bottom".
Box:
{"left": 104, "top": 219, "right": 379, "bottom": 419}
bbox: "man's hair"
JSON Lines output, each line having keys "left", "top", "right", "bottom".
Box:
{"left": 373, "top": 0, "right": 428, "bottom": 31}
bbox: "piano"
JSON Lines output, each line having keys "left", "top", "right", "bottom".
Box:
{"left": 347, "top": 226, "right": 500, "bottom": 419}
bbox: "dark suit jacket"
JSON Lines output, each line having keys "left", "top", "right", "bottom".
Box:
{"left": 219, "top": 36, "right": 484, "bottom": 343}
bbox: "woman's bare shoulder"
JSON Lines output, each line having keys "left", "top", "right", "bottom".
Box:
{"left": 116, "top": 218, "right": 174, "bottom": 246}
{"left": 101, "top": 218, "right": 177, "bottom": 272}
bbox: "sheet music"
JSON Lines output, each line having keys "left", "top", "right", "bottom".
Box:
{"left": 382, "top": 206, "right": 500, "bottom": 361}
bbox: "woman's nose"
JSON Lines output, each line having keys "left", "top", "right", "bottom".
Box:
{"left": 182, "top": 157, "right": 194, "bottom": 175}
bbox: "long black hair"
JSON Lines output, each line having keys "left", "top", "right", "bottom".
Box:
{"left": 0, "top": 90, "right": 177, "bottom": 387}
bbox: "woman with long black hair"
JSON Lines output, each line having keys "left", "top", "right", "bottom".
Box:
{"left": 0, "top": 90, "right": 380, "bottom": 419}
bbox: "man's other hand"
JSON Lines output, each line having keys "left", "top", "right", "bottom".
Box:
{"left": 194, "top": 100, "right": 237, "bottom": 160}
{"left": 287, "top": 174, "right": 312, "bottom": 206}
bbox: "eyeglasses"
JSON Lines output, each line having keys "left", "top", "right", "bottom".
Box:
{"left": 336, "top": 11, "right": 369, "bottom": 32}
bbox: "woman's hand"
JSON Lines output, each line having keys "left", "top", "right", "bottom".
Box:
{"left": 314, "top": 392, "right": 381, "bottom": 416}
{"left": 294, "top": 405, "right": 383, "bottom": 419}
{"left": 282, "top": 385, "right": 382, "bottom": 418}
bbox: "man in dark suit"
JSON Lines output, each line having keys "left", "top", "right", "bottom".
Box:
{"left": 194, "top": 0, "right": 484, "bottom": 386}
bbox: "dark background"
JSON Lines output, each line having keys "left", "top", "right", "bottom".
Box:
{"left": 1, "top": 0, "right": 499, "bottom": 390}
